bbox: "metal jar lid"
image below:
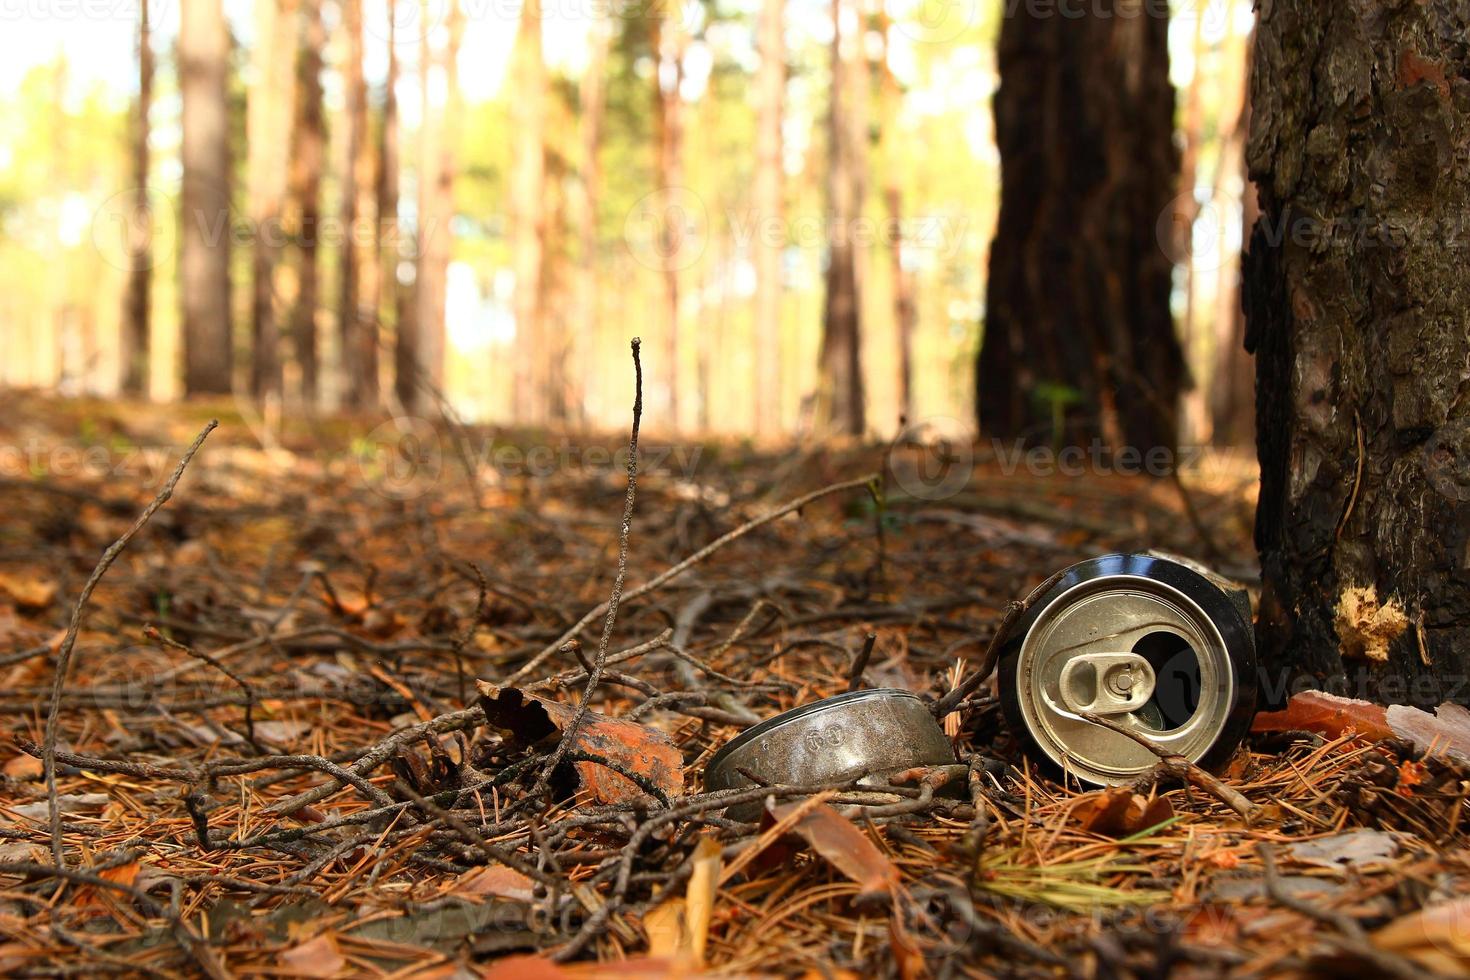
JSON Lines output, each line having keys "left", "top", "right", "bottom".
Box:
{"left": 704, "top": 689, "right": 956, "bottom": 815}
{"left": 998, "top": 553, "right": 1257, "bottom": 786}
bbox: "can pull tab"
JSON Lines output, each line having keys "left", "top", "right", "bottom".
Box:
{"left": 1058, "top": 654, "right": 1157, "bottom": 716}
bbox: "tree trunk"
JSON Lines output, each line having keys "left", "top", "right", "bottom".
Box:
{"left": 381, "top": 0, "right": 407, "bottom": 413}
{"left": 120, "top": 0, "right": 152, "bottom": 398}
{"left": 652, "top": 16, "right": 687, "bottom": 430}
{"left": 412, "top": 0, "right": 461, "bottom": 409}
{"left": 337, "top": 0, "right": 379, "bottom": 410}
{"left": 753, "top": 0, "right": 785, "bottom": 437}
{"left": 877, "top": 10, "right": 915, "bottom": 426}
{"left": 1247, "top": 1, "right": 1470, "bottom": 707}
{"left": 248, "top": 0, "right": 300, "bottom": 406}
{"left": 978, "top": 2, "right": 1181, "bottom": 453}
{"left": 816, "top": 0, "right": 864, "bottom": 436}
{"left": 287, "top": 0, "right": 325, "bottom": 407}
{"left": 575, "top": 12, "right": 610, "bottom": 426}
{"left": 178, "top": 0, "right": 234, "bottom": 396}
{"left": 511, "top": 0, "right": 546, "bottom": 424}
{"left": 1211, "top": 25, "right": 1256, "bottom": 448}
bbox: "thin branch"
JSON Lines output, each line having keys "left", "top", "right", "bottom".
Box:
{"left": 43, "top": 418, "right": 217, "bottom": 868}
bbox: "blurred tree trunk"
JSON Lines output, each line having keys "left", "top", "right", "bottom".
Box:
{"left": 287, "top": 0, "right": 325, "bottom": 407}
{"left": 338, "top": 0, "right": 379, "bottom": 410}
{"left": 247, "top": 0, "right": 300, "bottom": 406}
{"left": 413, "top": 0, "right": 461, "bottom": 410}
{"left": 1248, "top": 1, "right": 1470, "bottom": 705}
{"left": 877, "top": 10, "right": 915, "bottom": 425}
{"left": 653, "top": 16, "right": 687, "bottom": 429}
{"left": 1211, "top": 25, "right": 1255, "bottom": 448}
{"left": 753, "top": 0, "right": 784, "bottom": 436}
{"left": 816, "top": 0, "right": 864, "bottom": 436}
{"left": 120, "top": 0, "right": 152, "bottom": 398}
{"left": 511, "top": 0, "right": 546, "bottom": 424}
{"left": 380, "top": 1, "right": 408, "bottom": 413}
{"left": 575, "top": 13, "right": 609, "bottom": 426}
{"left": 178, "top": 0, "right": 234, "bottom": 396}
{"left": 978, "top": 2, "right": 1181, "bottom": 452}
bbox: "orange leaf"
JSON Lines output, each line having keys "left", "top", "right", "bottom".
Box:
{"left": 1070, "top": 788, "right": 1173, "bottom": 838}
{"left": 0, "top": 574, "right": 56, "bottom": 612}
{"left": 766, "top": 800, "right": 899, "bottom": 900}
{"left": 279, "top": 931, "right": 346, "bottom": 978}
{"left": 477, "top": 682, "right": 684, "bottom": 805}
{"left": 1373, "top": 896, "right": 1470, "bottom": 975}
{"left": 1250, "top": 690, "right": 1392, "bottom": 740}
{"left": 456, "top": 865, "right": 536, "bottom": 901}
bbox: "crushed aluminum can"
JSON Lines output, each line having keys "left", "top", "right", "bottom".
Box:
{"left": 703, "top": 688, "right": 956, "bottom": 819}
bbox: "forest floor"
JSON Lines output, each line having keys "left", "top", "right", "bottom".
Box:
{"left": 0, "top": 386, "right": 1465, "bottom": 979}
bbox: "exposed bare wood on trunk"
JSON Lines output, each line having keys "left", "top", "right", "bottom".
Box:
{"left": 978, "top": 1, "right": 1181, "bottom": 454}
{"left": 652, "top": 15, "right": 687, "bottom": 429}
{"left": 1248, "top": 0, "right": 1470, "bottom": 705}
{"left": 511, "top": 0, "right": 546, "bottom": 424}
{"left": 816, "top": 0, "right": 865, "bottom": 436}
{"left": 753, "top": 0, "right": 785, "bottom": 436}
{"left": 287, "top": 0, "right": 325, "bottom": 407}
{"left": 877, "top": 10, "right": 915, "bottom": 424}
{"left": 412, "top": 0, "right": 461, "bottom": 408}
{"left": 178, "top": 0, "right": 234, "bottom": 396}
{"left": 575, "top": 12, "right": 610, "bottom": 426}
{"left": 120, "top": 0, "right": 153, "bottom": 398}
{"left": 247, "top": 0, "right": 300, "bottom": 405}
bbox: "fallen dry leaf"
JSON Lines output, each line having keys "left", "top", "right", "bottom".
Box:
{"left": 279, "top": 931, "right": 346, "bottom": 978}
{"left": 1070, "top": 787, "right": 1174, "bottom": 838}
{"left": 1288, "top": 830, "right": 1400, "bottom": 871}
{"left": 1253, "top": 691, "right": 1470, "bottom": 764}
{"left": 456, "top": 865, "right": 536, "bottom": 902}
{"left": 1372, "top": 895, "right": 1470, "bottom": 974}
{"left": 3, "top": 755, "right": 41, "bottom": 780}
{"left": 476, "top": 682, "right": 683, "bottom": 805}
{"left": 1251, "top": 690, "right": 1392, "bottom": 740}
{"left": 766, "top": 800, "right": 899, "bottom": 900}
{"left": 0, "top": 573, "right": 56, "bottom": 612}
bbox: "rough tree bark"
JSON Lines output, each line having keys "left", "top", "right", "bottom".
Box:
{"left": 816, "top": 0, "right": 865, "bottom": 436}
{"left": 978, "top": 1, "right": 1181, "bottom": 453}
{"left": 381, "top": 0, "right": 407, "bottom": 413}
{"left": 120, "top": 0, "right": 152, "bottom": 398}
{"left": 754, "top": 0, "right": 785, "bottom": 437}
{"left": 287, "top": 0, "right": 325, "bottom": 407}
{"left": 178, "top": 0, "right": 234, "bottom": 395}
{"left": 1248, "top": 0, "right": 1470, "bottom": 707}
{"left": 511, "top": 0, "right": 546, "bottom": 424}
{"left": 247, "top": 0, "right": 300, "bottom": 405}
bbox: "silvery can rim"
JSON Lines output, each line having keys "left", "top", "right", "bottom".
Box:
{"left": 704, "top": 688, "right": 928, "bottom": 780}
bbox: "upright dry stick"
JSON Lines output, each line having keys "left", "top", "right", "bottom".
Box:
{"left": 506, "top": 471, "right": 881, "bottom": 685}
{"left": 530, "top": 338, "right": 643, "bottom": 802}
{"left": 44, "top": 419, "right": 217, "bottom": 867}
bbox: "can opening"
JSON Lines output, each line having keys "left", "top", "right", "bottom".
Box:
{"left": 1132, "top": 630, "right": 1201, "bottom": 731}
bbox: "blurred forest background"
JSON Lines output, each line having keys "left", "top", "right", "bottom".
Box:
{"left": 0, "top": 0, "right": 1254, "bottom": 443}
